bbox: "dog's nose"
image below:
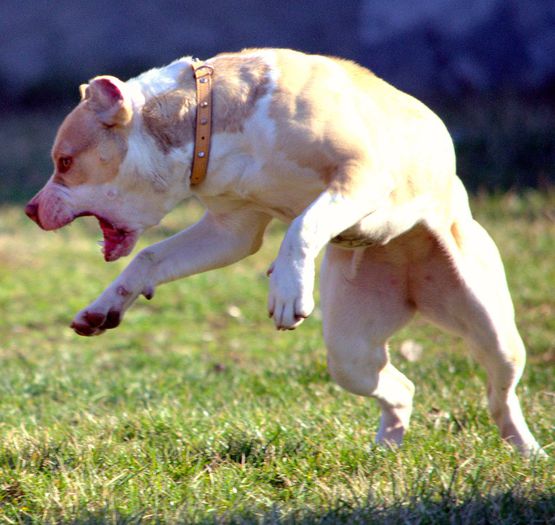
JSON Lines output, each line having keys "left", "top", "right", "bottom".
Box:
{"left": 24, "top": 201, "right": 41, "bottom": 226}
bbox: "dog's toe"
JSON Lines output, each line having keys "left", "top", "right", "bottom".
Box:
{"left": 103, "top": 310, "right": 121, "bottom": 329}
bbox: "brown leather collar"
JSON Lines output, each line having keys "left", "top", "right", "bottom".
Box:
{"left": 190, "top": 61, "right": 214, "bottom": 186}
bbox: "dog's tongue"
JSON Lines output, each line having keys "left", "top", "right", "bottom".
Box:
{"left": 98, "top": 218, "right": 138, "bottom": 262}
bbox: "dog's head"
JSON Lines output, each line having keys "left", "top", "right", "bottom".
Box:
{"left": 25, "top": 76, "right": 186, "bottom": 261}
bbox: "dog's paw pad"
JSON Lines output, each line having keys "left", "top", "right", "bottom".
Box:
{"left": 70, "top": 320, "right": 104, "bottom": 337}
{"left": 84, "top": 311, "right": 106, "bottom": 328}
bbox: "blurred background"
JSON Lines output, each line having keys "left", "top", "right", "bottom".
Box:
{"left": 1, "top": 0, "right": 554, "bottom": 202}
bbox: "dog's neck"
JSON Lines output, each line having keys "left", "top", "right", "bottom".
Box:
{"left": 123, "top": 52, "right": 273, "bottom": 197}
{"left": 125, "top": 57, "right": 204, "bottom": 194}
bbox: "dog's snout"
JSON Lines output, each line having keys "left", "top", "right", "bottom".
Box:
{"left": 24, "top": 201, "right": 41, "bottom": 226}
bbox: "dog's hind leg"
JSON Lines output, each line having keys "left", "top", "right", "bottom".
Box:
{"left": 410, "top": 220, "right": 544, "bottom": 455}
{"left": 320, "top": 245, "right": 416, "bottom": 446}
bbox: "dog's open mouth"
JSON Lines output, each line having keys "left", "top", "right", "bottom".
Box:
{"left": 78, "top": 213, "right": 139, "bottom": 262}
{"left": 97, "top": 217, "right": 139, "bottom": 262}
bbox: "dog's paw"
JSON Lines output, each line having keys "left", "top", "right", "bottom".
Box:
{"left": 267, "top": 260, "right": 315, "bottom": 330}
{"left": 70, "top": 283, "right": 154, "bottom": 336}
{"left": 71, "top": 309, "right": 120, "bottom": 336}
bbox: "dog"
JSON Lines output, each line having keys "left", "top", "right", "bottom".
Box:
{"left": 25, "top": 48, "right": 543, "bottom": 455}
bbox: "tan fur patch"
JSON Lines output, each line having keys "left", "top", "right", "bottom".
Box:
{"left": 211, "top": 52, "right": 270, "bottom": 134}
{"left": 268, "top": 49, "right": 453, "bottom": 204}
{"left": 268, "top": 50, "right": 370, "bottom": 189}
{"left": 142, "top": 51, "right": 270, "bottom": 153}
{"left": 142, "top": 90, "right": 196, "bottom": 153}
{"left": 52, "top": 104, "right": 128, "bottom": 187}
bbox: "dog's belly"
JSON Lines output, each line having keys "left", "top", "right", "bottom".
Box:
{"left": 330, "top": 221, "right": 398, "bottom": 248}
{"left": 330, "top": 193, "right": 444, "bottom": 250}
{"left": 330, "top": 209, "right": 418, "bottom": 249}
{"left": 330, "top": 230, "right": 377, "bottom": 248}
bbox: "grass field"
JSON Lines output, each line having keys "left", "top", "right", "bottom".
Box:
{"left": 0, "top": 192, "right": 553, "bottom": 523}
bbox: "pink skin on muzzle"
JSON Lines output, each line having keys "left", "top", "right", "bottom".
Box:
{"left": 25, "top": 185, "right": 73, "bottom": 230}
{"left": 25, "top": 185, "right": 138, "bottom": 262}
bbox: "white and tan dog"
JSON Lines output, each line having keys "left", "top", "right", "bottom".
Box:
{"left": 25, "top": 49, "right": 543, "bottom": 455}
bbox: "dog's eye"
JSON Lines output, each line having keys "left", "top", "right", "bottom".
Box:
{"left": 57, "top": 156, "right": 73, "bottom": 173}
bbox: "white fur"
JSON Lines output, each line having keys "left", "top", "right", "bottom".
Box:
{"left": 128, "top": 56, "right": 194, "bottom": 100}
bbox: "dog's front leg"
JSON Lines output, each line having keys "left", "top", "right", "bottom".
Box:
{"left": 71, "top": 208, "right": 271, "bottom": 336}
{"left": 268, "top": 174, "right": 394, "bottom": 330}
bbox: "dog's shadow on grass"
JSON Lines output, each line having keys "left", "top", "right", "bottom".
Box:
{"left": 50, "top": 489, "right": 554, "bottom": 524}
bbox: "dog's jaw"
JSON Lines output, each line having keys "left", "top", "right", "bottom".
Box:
{"left": 25, "top": 181, "right": 144, "bottom": 262}
{"left": 83, "top": 213, "right": 141, "bottom": 262}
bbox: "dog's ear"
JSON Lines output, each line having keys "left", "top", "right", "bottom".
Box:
{"left": 85, "top": 76, "right": 132, "bottom": 126}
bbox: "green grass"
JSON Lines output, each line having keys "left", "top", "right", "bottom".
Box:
{"left": 0, "top": 193, "right": 554, "bottom": 523}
